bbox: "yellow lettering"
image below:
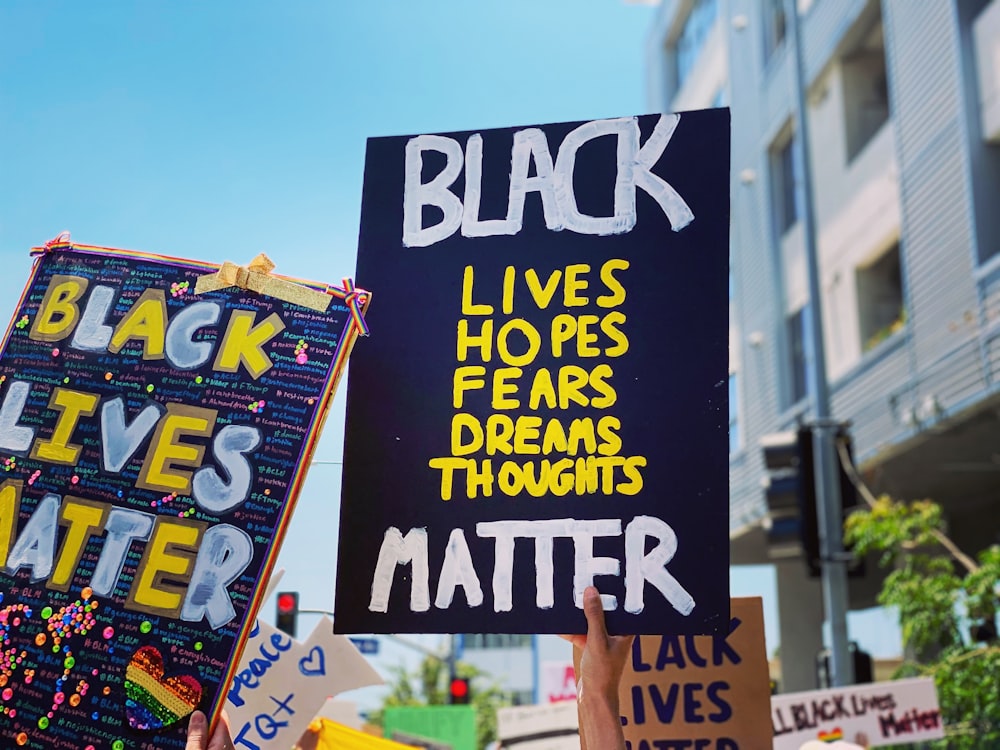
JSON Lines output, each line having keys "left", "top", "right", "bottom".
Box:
{"left": 497, "top": 319, "right": 541, "bottom": 367}
{"left": 567, "top": 418, "right": 597, "bottom": 455}
{"left": 541, "top": 419, "right": 568, "bottom": 454}
{"left": 597, "top": 416, "right": 623, "bottom": 455}
{"left": 575, "top": 315, "right": 601, "bottom": 357}
{"left": 50, "top": 498, "right": 109, "bottom": 592}
{"left": 451, "top": 413, "right": 483, "bottom": 456}
{"left": 29, "top": 275, "right": 88, "bottom": 342}
{"left": 597, "top": 259, "right": 629, "bottom": 307}
{"left": 551, "top": 315, "right": 576, "bottom": 358}
{"left": 529, "top": 369, "right": 557, "bottom": 409}
{"left": 485, "top": 415, "right": 514, "bottom": 456}
{"left": 466, "top": 459, "right": 493, "bottom": 498}
{"left": 127, "top": 518, "right": 205, "bottom": 617}
{"left": 513, "top": 416, "right": 542, "bottom": 455}
{"left": 618, "top": 456, "right": 647, "bottom": 495}
{"left": 596, "top": 456, "right": 626, "bottom": 494}
{"left": 109, "top": 289, "right": 168, "bottom": 359}
{"left": 30, "top": 388, "right": 100, "bottom": 465}
{"left": 563, "top": 264, "right": 590, "bottom": 307}
{"left": 137, "top": 403, "right": 217, "bottom": 494}
{"left": 502, "top": 266, "right": 515, "bottom": 315}
{"left": 456, "top": 319, "right": 493, "bottom": 363}
{"left": 549, "top": 458, "right": 575, "bottom": 496}
{"left": 213, "top": 310, "right": 285, "bottom": 379}
{"left": 557, "top": 366, "right": 590, "bottom": 408}
{"left": 492, "top": 367, "right": 522, "bottom": 409}
{"left": 461, "top": 266, "right": 493, "bottom": 315}
{"left": 590, "top": 364, "right": 617, "bottom": 408}
{"left": 601, "top": 311, "right": 630, "bottom": 357}
{"left": 497, "top": 461, "right": 524, "bottom": 495}
{"left": 574, "top": 456, "right": 599, "bottom": 495}
{"left": 453, "top": 366, "right": 486, "bottom": 409}
{"left": 524, "top": 268, "right": 562, "bottom": 309}
{"left": 429, "top": 457, "right": 468, "bottom": 501}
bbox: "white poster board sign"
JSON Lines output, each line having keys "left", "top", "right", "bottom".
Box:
{"left": 225, "top": 616, "right": 382, "bottom": 749}
{"left": 771, "top": 677, "right": 944, "bottom": 749}
{"left": 540, "top": 661, "right": 577, "bottom": 703}
{"left": 497, "top": 701, "right": 579, "bottom": 750}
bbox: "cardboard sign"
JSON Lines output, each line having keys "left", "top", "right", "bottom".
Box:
{"left": 0, "top": 241, "right": 367, "bottom": 749}
{"left": 617, "top": 597, "right": 772, "bottom": 750}
{"left": 226, "top": 616, "right": 382, "bottom": 749}
{"left": 382, "top": 706, "right": 477, "bottom": 750}
{"left": 497, "top": 701, "right": 580, "bottom": 750}
{"left": 540, "top": 660, "right": 577, "bottom": 703}
{"left": 771, "top": 677, "right": 945, "bottom": 749}
{"left": 336, "top": 110, "right": 731, "bottom": 635}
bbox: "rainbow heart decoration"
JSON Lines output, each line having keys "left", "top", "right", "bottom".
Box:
{"left": 817, "top": 727, "right": 844, "bottom": 742}
{"left": 124, "top": 645, "right": 202, "bottom": 730}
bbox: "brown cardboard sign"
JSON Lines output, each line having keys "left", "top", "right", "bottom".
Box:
{"left": 618, "top": 597, "right": 772, "bottom": 750}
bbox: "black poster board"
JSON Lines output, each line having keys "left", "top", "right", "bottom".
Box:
{"left": 336, "top": 110, "right": 730, "bottom": 635}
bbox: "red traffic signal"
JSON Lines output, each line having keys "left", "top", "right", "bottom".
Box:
{"left": 276, "top": 591, "right": 299, "bottom": 638}
{"left": 449, "top": 677, "right": 470, "bottom": 704}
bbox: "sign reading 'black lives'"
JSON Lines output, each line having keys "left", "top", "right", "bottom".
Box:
{"left": 336, "top": 110, "right": 730, "bottom": 635}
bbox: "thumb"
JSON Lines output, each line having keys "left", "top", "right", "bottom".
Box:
{"left": 186, "top": 710, "right": 208, "bottom": 750}
{"left": 582, "top": 586, "right": 608, "bottom": 644}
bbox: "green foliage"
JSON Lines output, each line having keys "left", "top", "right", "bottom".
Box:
{"left": 368, "top": 655, "right": 509, "bottom": 750}
{"left": 844, "top": 496, "right": 1000, "bottom": 748}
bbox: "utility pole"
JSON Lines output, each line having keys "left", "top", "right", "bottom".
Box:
{"left": 784, "top": 0, "right": 853, "bottom": 686}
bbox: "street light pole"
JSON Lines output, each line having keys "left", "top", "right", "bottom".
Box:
{"left": 784, "top": 0, "right": 853, "bottom": 687}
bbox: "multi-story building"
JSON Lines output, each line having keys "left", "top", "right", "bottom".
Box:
{"left": 647, "top": 0, "right": 1000, "bottom": 691}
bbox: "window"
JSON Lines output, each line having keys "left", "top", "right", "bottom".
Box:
{"left": 857, "top": 242, "right": 904, "bottom": 351}
{"left": 462, "top": 634, "right": 532, "bottom": 649}
{"left": 787, "top": 306, "right": 811, "bottom": 405}
{"left": 728, "top": 373, "right": 741, "bottom": 453}
{"left": 674, "top": 0, "right": 719, "bottom": 91}
{"left": 841, "top": 19, "right": 890, "bottom": 162}
{"left": 763, "top": 0, "right": 786, "bottom": 60}
{"left": 771, "top": 135, "right": 799, "bottom": 236}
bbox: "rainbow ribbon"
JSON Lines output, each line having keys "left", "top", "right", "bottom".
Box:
{"left": 328, "top": 277, "right": 370, "bottom": 336}
{"left": 30, "top": 231, "right": 72, "bottom": 256}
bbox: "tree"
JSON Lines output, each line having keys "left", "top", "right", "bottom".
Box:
{"left": 844, "top": 491, "right": 1000, "bottom": 748}
{"left": 368, "top": 655, "right": 509, "bottom": 749}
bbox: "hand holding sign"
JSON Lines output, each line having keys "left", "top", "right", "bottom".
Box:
{"left": 185, "top": 710, "right": 234, "bottom": 750}
{"left": 562, "top": 586, "right": 634, "bottom": 750}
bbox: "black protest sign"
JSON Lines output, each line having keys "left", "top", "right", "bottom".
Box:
{"left": 336, "top": 110, "right": 730, "bottom": 634}
{"left": 0, "top": 241, "right": 366, "bottom": 749}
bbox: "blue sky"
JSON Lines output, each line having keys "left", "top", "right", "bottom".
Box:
{"left": 0, "top": 0, "right": 898, "bottom": 708}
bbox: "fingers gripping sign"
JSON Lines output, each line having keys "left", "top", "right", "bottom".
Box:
{"left": 187, "top": 709, "right": 235, "bottom": 750}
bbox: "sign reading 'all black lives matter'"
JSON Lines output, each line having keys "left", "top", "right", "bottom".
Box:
{"left": 336, "top": 110, "right": 731, "bottom": 635}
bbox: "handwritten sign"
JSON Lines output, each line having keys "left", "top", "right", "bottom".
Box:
{"left": 615, "top": 597, "right": 772, "bottom": 750}
{"left": 336, "top": 110, "right": 731, "bottom": 635}
{"left": 540, "top": 661, "right": 577, "bottom": 704}
{"left": 0, "top": 241, "right": 366, "bottom": 749}
{"left": 771, "top": 677, "right": 944, "bottom": 749}
{"left": 497, "top": 701, "right": 580, "bottom": 750}
{"left": 226, "top": 616, "right": 382, "bottom": 749}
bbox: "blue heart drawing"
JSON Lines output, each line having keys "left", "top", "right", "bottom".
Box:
{"left": 299, "top": 646, "right": 326, "bottom": 677}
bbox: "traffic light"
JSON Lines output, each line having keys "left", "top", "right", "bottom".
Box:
{"left": 448, "top": 676, "right": 470, "bottom": 705}
{"left": 276, "top": 591, "right": 299, "bottom": 638}
{"left": 760, "top": 427, "right": 862, "bottom": 577}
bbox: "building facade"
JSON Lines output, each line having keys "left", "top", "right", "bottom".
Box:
{"left": 647, "top": 0, "right": 1000, "bottom": 690}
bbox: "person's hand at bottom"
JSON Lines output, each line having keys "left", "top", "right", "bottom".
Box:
{"left": 186, "top": 709, "right": 234, "bottom": 750}
{"left": 560, "top": 586, "right": 635, "bottom": 750}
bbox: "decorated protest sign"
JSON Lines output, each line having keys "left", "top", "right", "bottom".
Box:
{"left": 771, "top": 677, "right": 945, "bottom": 749}
{"left": 0, "top": 239, "right": 368, "bottom": 749}
{"left": 540, "top": 660, "right": 577, "bottom": 703}
{"left": 497, "top": 701, "right": 580, "bottom": 750}
{"left": 225, "top": 616, "right": 382, "bottom": 749}
{"left": 613, "top": 597, "right": 772, "bottom": 750}
{"left": 336, "top": 109, "right": 730, "bottom": 635}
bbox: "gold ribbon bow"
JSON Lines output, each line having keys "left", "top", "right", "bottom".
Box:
{"left": 194, "top": 253, "right": 332, "bottom": 312}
